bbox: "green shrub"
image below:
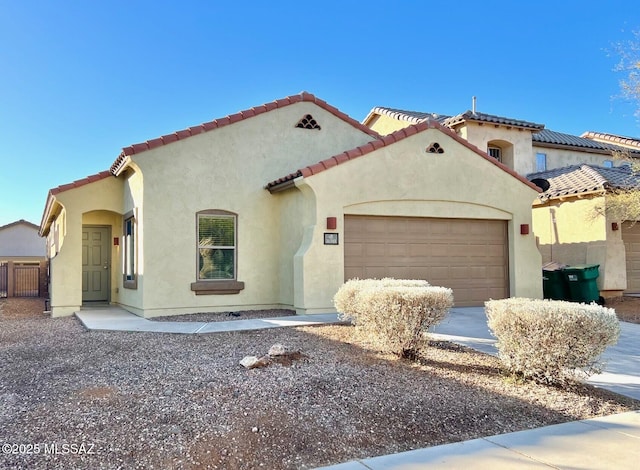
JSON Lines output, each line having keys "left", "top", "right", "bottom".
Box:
{"left": 486, "top": 298, "right": 620, "bottom": 385}
{"left": 333, "top": 278, "right": 453, "bottom": 356}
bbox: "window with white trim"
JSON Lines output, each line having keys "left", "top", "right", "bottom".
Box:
{"left": 123, "top": 213, "right": 137, "bottom": 288}
{"left": 197, "top": 212, "right": 236, "bottom": 280}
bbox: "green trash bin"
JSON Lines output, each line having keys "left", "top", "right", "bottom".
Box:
{"left": 563, "top": 264, "right": 600, "bottom": 303}
{"left": 542, "top": 269, "right": 569, "bottom": 300}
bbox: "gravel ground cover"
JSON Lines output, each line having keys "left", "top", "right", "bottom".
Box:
{"left": 607, "top": 296, "right": 640, "bottom": 324}
{"left": 1, "top": 298, "right": 638, "bottom": 470}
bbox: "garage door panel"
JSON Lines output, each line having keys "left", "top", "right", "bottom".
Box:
{"left": 345, "top": 215, "right": 508, "bottom": 306}
{"left": 623, "top": 223, "right": 640, "bottom": 292}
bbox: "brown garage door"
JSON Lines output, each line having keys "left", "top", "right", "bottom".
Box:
{"left": 344, "top": 215, "right": 509, "bottom": 307}
{"left": 622, "top": 222, "right": 640, "bottom": 293}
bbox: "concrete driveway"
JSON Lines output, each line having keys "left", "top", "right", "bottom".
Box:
{"left": 431, "top": 307, "right": 640, "bottom": 400}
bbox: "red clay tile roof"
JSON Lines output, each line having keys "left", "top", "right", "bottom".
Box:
{"left": 48, "top": 171, "right": 113, "bottom": 196}
{"left": 110, "top": 91, "right": 380, "bottom": 175}
{"left": 266, "top": 119, "right": 541, "bottom": 193}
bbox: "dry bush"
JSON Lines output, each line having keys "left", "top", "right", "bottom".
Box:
{"left": 334, "top": 278, "right": 453, "bottom": 356}
{"left": 486, "top": 298, "right": 620, "bottom": 385}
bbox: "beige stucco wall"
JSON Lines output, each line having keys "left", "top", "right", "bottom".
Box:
{"left": 532, "top": 195, "right": 626, "bottom": 293}
{"left": 47, "top": 176, "right": 123, "bottom": 317}
{"left": 290, "top": 127, "right": 543, "bottom": 312}
{"left": 533, "top": 145, "right": 621, "bottom": 171}
{"left": 116, "top": 166, "right": 144, "bottom": 313}
{"left": 126, "top": 102, "right": 375, "bottom": 317}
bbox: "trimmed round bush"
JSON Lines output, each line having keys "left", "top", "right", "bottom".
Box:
{"left": 486, "top": 298, "right": 620, "bottom": 384}
{"left": 334, "top": 278, "right": 452, "bottom": 356}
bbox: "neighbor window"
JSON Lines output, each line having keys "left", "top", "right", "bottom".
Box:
{"left": 488, "top": 146, "right": 502, "bottom": 162}
{"left": 536, "top": 153, "right": 547, "bottom": 172}
{"left": 603, "top": 160, "right": 613, "bottom": 168}
{"left": 197, "top": 211, "right": 236, "bottom": 280}
{"left": 123, "top": 213, "right": 137, "bottom": 288}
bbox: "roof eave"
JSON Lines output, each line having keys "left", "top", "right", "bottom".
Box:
{"left": 533, "top": 141, "right": 620, "bottom": 156}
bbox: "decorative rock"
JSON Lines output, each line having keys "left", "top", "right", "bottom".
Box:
{"left": 268, "top": 344, "right": 288, "bottom": 357}
{"left": 240, "top": 355, "right": 271, "bottom": 369}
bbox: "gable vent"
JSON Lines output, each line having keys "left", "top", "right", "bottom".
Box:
{"left": 296, "top": 114, "right": 321, "bottom": 130}
{"left": 427, "top": 142, "right": 444, "bottom": 154}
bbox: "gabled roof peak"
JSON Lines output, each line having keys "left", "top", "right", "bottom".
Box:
{"left": 110, "top": 92, "right": 380, "bottom": 175}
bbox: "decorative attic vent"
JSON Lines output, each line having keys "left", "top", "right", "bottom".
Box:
{"left": 295, "top": 114, "right": 321, "bottom": 130}
{"left": 427, "top": 143, "right": 444, "bottom": 154}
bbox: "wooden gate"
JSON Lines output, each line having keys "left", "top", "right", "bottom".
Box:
{"left": 14, "top": 265, "right": 40, "bottom": 297}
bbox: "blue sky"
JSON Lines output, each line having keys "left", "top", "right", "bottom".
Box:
{"left": 1, "top": 0, "right": 640, "bottom": 227}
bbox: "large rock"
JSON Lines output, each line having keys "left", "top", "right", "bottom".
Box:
{"left": 240, "top": 355, "right": 271, "bottom": 369}
{"left": 268, "top": 344, "right": 288, "bottom": 357}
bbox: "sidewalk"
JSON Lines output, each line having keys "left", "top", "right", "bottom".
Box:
{"left": 315, "top": 411, "right": 640, "bottom": 469}
{"left": 75, "top": 307, "right": 343, "bottom": 334}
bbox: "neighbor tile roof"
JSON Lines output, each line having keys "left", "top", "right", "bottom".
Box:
{"left": 581, "top": 131, "right": 640, "bottom": 149}
{"left": 110, "top": 92, "right": 380, "bottom": 175}
{"left": 533, "top": 129, "right": 640, "bottom": 155}
{"left": 370, "top": 107, "right": 544, "bottom": 130}
{"left": 369, "top": 107, "right": 640, "bottom": 156}
{"left": 444, "top": 111, "right": 545, "bottom": 130}
{"left": 368, "top": 107, "right": 451, "bottom": 124}
{"left": 527, "top": 164, "right": 640, "bottom": 201}
{"left": 266, "top": 119, "right": 540, "bottom": 193}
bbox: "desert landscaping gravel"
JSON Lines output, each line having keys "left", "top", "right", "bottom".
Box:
{"left": 1, "top": 298, "right": 638, "bottom": 469}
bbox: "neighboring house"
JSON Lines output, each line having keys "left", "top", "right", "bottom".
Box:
{"left": 363, "top": 106, "right": 640, "bottom": 300}
{"left": 0, "top": 219, "right": 47, "bottom": 298}
{"left": 363, "top": 108, "right": 640, "bottom": 176}
{"left": 39, "top": 92, "right": 542, "bottom": 318}
{"left": 527, "top": 164, "right": 640, "bottom": 298}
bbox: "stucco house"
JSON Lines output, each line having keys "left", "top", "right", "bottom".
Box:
{"left": 527, "top": 164, "right": 640, "bottom": 298}
{"left": 40, "top": 92, "right": 542, "bottom": 318}
{"left": 0, "top": 219, "right": 47, "bottom": 298}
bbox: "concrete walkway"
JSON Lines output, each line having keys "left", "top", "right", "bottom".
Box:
{"left": 75, "top": 307, "right": 343, "bottom": 334}
{"left": 315, "top": 307, "right": 640, "bottom": 469}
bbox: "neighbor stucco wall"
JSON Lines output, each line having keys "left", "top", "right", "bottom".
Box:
{"left": 47, "top": 176, "right": 123, "bottom": 317}
{"left": 292, "top": 127, "right": 543, "bottom": 312}
{"left": 366, "top": 114, "right": 416, "bottom": 136}
{"left": 127, "top": 102, "right": 375, "bottom": 317}
{"left": 532, "top": 195, "right": 626, "bottom": 293}
{"left": 457, "top": 123, "right": 536, "bottom": 175}
{"left": 0, "top": 222, "right": 45, "bottom": 258}
{"left": 533, "top": 145, "right": 622, "bottom": 172}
